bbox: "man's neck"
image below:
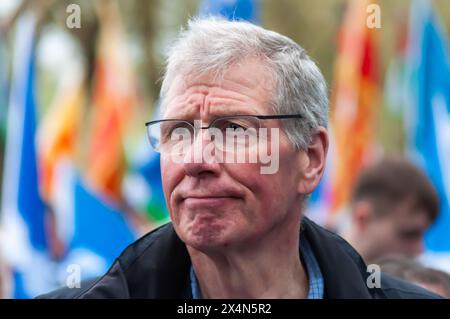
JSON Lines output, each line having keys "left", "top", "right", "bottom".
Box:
{"left": 187, "top": 218, "right": 308, "bottom": 299}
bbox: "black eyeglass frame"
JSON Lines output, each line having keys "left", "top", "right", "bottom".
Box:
{"left": 144, "top": 114, "right": 304, "bottom": 129}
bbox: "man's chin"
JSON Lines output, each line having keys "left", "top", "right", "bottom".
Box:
{"left": 184, "top": 231, "right": 227, "bottom": 250}
{"left": 175, "top": 217, "right": 242, "bottom": 251}
{"left": 181, "top": 227, "right": 236, "bottom": 253}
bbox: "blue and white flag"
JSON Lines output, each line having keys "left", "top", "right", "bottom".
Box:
{"left": 199, "top": 0, "right": 260, "bottom": 23}
{"left": 0, "top": 13, "right": 55, "bottom": 298}
{"left": 52, "top": 162, "right": 136, "bottom": 283}
{"left": 405, "top": 0, "right": 450, "bottom": 253}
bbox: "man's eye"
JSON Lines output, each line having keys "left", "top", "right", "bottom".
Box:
{"left": 161, "top": 122, "right": 193, "bottom": 140}
{"left": 226, "top": 122, "right": 245, "bottom": 130}
{"left": 217, "top": 120, "right": 248, "bottom": 131}
{"left": 399, "top": 230, "right": 422, "bottom": 240}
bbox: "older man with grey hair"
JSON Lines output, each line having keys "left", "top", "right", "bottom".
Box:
{"left": 41, "top": 18, "right": 439, "bottom": 299}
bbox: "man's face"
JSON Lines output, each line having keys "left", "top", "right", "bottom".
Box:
{"left": 160, "top": 59, "right": 307, "bottom": 251}
{"left": 366, "top": 200, "right": 432, "bottom": 260}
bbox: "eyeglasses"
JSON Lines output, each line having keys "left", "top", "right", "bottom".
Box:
{"left": 144, "top": 114, "right": 303, "bottom": 153}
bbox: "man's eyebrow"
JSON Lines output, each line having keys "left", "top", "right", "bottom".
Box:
{"left": 163, "top": 105, "right": 257, "bottom": 120}
{"left": 163, "top": 107, "right": 196, "bottom": 120}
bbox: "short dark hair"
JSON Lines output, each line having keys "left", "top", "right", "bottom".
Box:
{"left": 377, "top": 255, "right": 450, "bottom": 298}
{"left": 351, "top": 156, "right": 439, "bottom": 221}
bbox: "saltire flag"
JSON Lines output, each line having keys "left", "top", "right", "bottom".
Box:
{"left": 328, "top": 0, "right": 380, "bottom": 224}
{"left": 199, "top": 0, "right": 260, "bottom": 23}
{"left": 52, "top": 162, "right": 136, "bottom": 282}
{"left": 0, "top": 13, "right": 55, "bottom": 298}
{"left": 404, "top": 0, "right": 450, "bottom": 253}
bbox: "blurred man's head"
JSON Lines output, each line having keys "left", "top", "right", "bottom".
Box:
{"left": 344, "top": 156, "right": 439, "bottom": 263}
{"left": 377, "top": 256, "right": 450, "bottom": 298}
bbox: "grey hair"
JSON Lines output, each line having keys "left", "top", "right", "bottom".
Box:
{"left": 160, "top": 17, "right": 328, "bottom": 149}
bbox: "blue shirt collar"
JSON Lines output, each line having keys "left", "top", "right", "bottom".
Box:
{"left": 190, "top": 233, "right": 324, "bottom": 299}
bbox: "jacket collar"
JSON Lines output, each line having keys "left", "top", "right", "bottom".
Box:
{"left": 119, "top": 222, "right": 192, "bottom": 298}
{"left": 119, "top": 218, "right": 382, "bottom": 298}
{"left": 301, "top": 218, "right": 378, "bottom": 298}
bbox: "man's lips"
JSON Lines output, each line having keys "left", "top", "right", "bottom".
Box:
{"left": 178, "top": 188, "right": 244, "bottom": 207}
{"left": 182, "top": 194, "right": 243, "bottom": 201}
{"left": 174, "top": 182, "right": 245, "bottom": 207}
{"left": 178, "top": 187, "right": 244, "bottom": 201}
{"left": 182, "top": 196, "right": 242, "bottom": 208}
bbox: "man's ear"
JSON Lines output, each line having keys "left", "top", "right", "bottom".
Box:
{"left": 296, "top": 127, "right": 329, "bottom": 195}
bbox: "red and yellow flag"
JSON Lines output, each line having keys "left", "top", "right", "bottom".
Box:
{"left": 329, "top": 0, "right": 380, "bottom": 219}
{"left": 84, "top": 1, "right": 139, "bottom": 203}
{"left": 38, "top": 70, "right": 85, "bottom": 202}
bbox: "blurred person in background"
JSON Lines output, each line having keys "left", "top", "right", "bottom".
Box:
{"left": 377, "top": 255, "right": 450, "bottom": 298}
{"left": 342, "top": 156, "right": 439, "bottom": 265}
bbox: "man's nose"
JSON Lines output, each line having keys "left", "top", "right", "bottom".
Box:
{"left": 183, "top": 129, "right": 221, "bottom": 178}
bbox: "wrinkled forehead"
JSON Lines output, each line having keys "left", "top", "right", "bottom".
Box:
{"left": 161, "top": 58, "right": 276, "bottom": 117}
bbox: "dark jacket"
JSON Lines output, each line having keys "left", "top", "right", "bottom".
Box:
{"left": 38, "top": 217, "right": 440, "bottom": 299}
